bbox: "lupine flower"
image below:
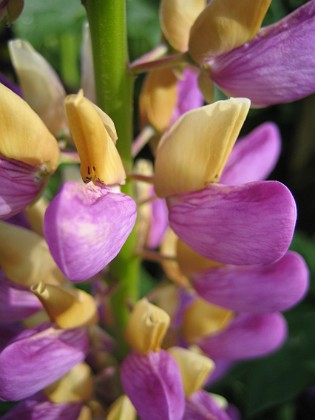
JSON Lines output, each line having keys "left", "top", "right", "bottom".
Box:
{"left": 159, "top": 0, "right": 315, "bottom": 106}
{"left": 154, "top": 98, "right": 296, "bottom": 265}
{"left": 0, "top": 83, "right": 60, "bottom": 219}
{"left": 44, "top": 90, "right": 137, "bottom": 281}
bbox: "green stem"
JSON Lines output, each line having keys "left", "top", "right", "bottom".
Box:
{"left": 83, "top": 0, "right": 139, "bottom": 356}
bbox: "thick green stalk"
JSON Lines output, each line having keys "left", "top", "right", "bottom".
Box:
{"left": 83, "top": 0, "right": 139, "bottom": 354}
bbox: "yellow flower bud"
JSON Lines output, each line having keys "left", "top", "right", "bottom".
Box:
{"left": 125, "top": 298, "right": 170, "bottom": 354}
{"left": 0, "top": 82, "right": 59, "bottom": 170}
{"left": 31, "top": 282, "right": 98, "bottom": 329}
{"left": 183, "top": 298, "right": 233, "bottom": 343}
{"left": 0, "top": 221, "right": 64, "bottom": 287}
{"left": 8, "top": 39, "right": 68, "bottom": 136}
{"left": 189, "top": 0, "right": 271, "bottom": 65}
{"left": 44, "top": 363, "right": 93, "bottom": 403}
{"left": 139, "top": 68, "right": 178, "bottom": 133}
{"left": 168, "top": 346, "right": 214, "bottom": 396}
{"left": 65, "top": 90, "right": 125, "bottom": 185}
{"left": 160, "top": 0, "right": 206, "bottom": 52}
{"left": 154, "top": 98, "right": 250, "bottom": 197}
{"left": 177, "top": 239, "right": 221, "bottom": 277}
{"left": 107, "top": 395, "right": 136, "bottom": 420}
{"left": 25, "top": 196, "right": 48, "bottom": 236}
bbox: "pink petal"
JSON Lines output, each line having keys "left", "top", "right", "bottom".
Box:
{"left": 0, "top": 326, "right": 89, "bottom": 401}
{"left": 2, "top": 393, "right": 82, "bottom": 420}
{"left": 193, "top": 251, "right": 309, "bottom": 313}
{"left": 147, "top": 195, "right": 169, "bottom": 249}
{"left": 0, "top": 157, "right": 43, "bottom": 220}
{"left": 0, "top": 272, "right": 42, "bottom": 324}
{"left": 220, "top": 122, "right": 281, "bottom": 185}
{"left": 211, "top": 1, "right": 315, "bottom": 106}
{"left": 169, "top": 181, "right": 296, "bottom": 265}
{"left": 44, "top": 182, "right": 137, "bottom": 282}
{"left": 184, "top": 390, "right": 231, "bottom": 420}
{"left": 121, "top": 350, "right": 185, "bottom": 420}
{"left": 199, "top": 313, "right": 287, "bottom": 360}
{"left": 170, "top": 66, "right": 204, "bottom": 124}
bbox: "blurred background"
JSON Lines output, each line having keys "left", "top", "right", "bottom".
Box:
{"left": 0, "top": 1, "right": 314, "bottom": 418}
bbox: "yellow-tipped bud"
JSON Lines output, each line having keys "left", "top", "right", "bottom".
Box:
{"left": 107, "top": 395, "right": 136, "bottom": 420}
{"left": 125, "top": 298, "right": 170, "bottom": 354}
{"left": 160, "top": 0, "right": 206, "bottom": 52}
{"left": 160, "top": 229, "right": 190, "bottom": 288}
{"left": 0, "top": 82, "right": 59, "bottom": 170}
{"left": 44, "top": 363, "right": 93, "bottom": 403}
{"left": 154, "top": 98, "right": 250, "bottom": 197}
{"left": 0, "top": 221, "right": 64, "bottom": 287}
{"left": 183, "top": 298, "right": 233, "bottom": 343}
{"left": 31, "top": 282, "right": 98, "bottom": 329}
{"left": 189, "top": 0, "right": 271, "bottom": 65}
{"left": 168, "top": 346, "right": 214, "bottom": 396}
{"left": 8, "top": 39, "right": 68, "bottom": 136}
{"left": 65, "top": 90, "right": 125, "bottom": 185}
{"left": 139, "top": 68, "right": 178, "bottom": 133}
{"left": 177, "top": 239, "right": 221, "bottom": 277}
{"left": 25, "top": 196, "right": 48, "bottom": 236}
{"left": 197, "top": 71, "right": 214, "bottom": 104}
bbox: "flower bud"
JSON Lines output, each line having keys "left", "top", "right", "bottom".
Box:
{"left": 168, "top": 347, "right": 214, "bottom": 396}
{"left": 8, "top": 39, "right": 68, "bottom": 136}
{"left": 125, "top": 298, "right": 170, "bottom": 354}
{"left": 189, "top": 0, "right": 271, "bottom": 65}
{"left": 0, "top": 82, "right": 59, "bottom": 170}
{"left": 0, "top": 0, "right": 24, "bottom": 22}
{"left": 65, "top": 90, "right": 125, "bottom": 185}
{"left": 154, "top": 98, "right": 250, "bottom": 197}
{"left": 44, "top": 363, "right": 93, "bottom": 403}
{"left": 31, "top": 282, "right": 98, "bottom": 329}
{"left": 160, "top": 0, "right": 206, "bottom": 52}
{"left": 107, "top": 395, "right": 136, "bottom": 420}
{"left": 183, "top": 298, "right": 233, "bottom": 343}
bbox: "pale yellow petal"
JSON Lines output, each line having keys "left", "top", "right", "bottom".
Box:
{"left": 0, "top": 221, "right": 64, "bottom": 287}
{"left": 183, "top": 298, "right": 234, "bottom": 343}
{"left": 168, "top": 346, "right": 214, "bottom": 396}
{"left": 189, "top": 0, "right": 271, "bottom": 64}
{"left": 44, "top": 363, "right": 93, "bottom": 403}
{"left": 0, "top": 82, "right": 60, "bottom": 170}
{"left": 25, "top": 196, "right": 48, "bottom": 236}
{"left": 160, "top": 229, "right": 190, "bottom": 288}
{"left": 65, "top": 90, "right": 126, "bottom": 185}
{"left": 8, "top": 39, "right": 68, "bottom": 136}
{"left": 154, "top": 98, "right": 250, "bottom": 197}
{"left": 125, "top": 298, "right": 170, "bottom": 354}
{"left": 177, "top": 239, "right": 221, "bottom": 277}
{"left": 31, "top": 282, "right": 98, "bottom": 329}
{"left": 160, "top": 0, "right": 206, "bottom": 52}
{"left": 107, "top": 395, "right": 136, "bottom": 420}
{"left": 139, "top": 68, "right": 178, "bottom": 133}
{"left": 65, "top": 90, "right": 125, "bottom": 185}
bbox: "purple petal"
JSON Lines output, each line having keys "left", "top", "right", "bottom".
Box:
{"left": 0, "top": 272, "right": 42, "bottom": 324}
{"left": 44, "top": 182, "right": 137, "bottom": 281}
{"left": 193, "top": 251, "right": 309, "bottom": 313}
{"left": 220, "top": 122, "right": 281, "bottom": 185}
{"left": 147, "top": 195, "right": 169, "bottom": 249}
{"left": 0, "top": 326, "right": 89, "bottom": 401}
{"left": 0, "top": 74, "right": 22, "bottom": 96}
{"left": 0, "top": 157, "right": 43, "bottom": 220}
{"left": 2, "top": 393, "right": 82, "bottom": 420}
{"left": 199, "top": 313, "right": 287, "bottom": 360}
{"left": 169, "top": 181, "right": 296, "bottom": 265}
{"left": 121, "top": 350, "right": 185, "bottom": 420}
{"left": 211, "top": 1, "right": 315, "bottom": 106}
{"left": 170, "top": 66, "right": 204, "bottom": 124}
{"left": 184, "top": 390, "right": 230, "bottom": 420}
